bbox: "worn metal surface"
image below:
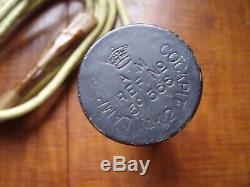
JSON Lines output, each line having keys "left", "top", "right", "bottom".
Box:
{"left": 78, "top": 24, "right": 202, "bottom": 145}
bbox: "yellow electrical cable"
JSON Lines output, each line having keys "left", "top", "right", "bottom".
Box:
{"left": 0, "top": 0, "right": 130, "bottom": 121}
{"left": 117, "top": 0, "right": 130, "bottom": 25}
{"left": 0, "top": 0, "right": 45, "bottom": 38}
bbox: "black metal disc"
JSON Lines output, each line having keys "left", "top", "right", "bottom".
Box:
{"left": 78, "top": 24, "right": 202, "bottom": 145}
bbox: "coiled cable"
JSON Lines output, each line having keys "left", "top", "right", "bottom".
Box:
{"left": 0, "top": 0, "right": 130, "bottom": 121}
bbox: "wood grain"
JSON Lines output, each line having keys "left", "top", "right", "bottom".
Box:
{"left": 0, "top": 0, "right": 249, "bottom": 186}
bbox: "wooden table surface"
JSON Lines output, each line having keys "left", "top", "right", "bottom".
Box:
{"left": 0, "top": 0, "right": 249, "bottom": 186}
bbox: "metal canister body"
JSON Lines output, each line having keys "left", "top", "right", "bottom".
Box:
{"left": 78, "top": 24, "right": 202, "bottom": 145}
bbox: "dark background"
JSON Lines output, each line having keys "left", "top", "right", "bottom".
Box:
{"left": 0, "top": 0, "right": 249, "bottom": 186}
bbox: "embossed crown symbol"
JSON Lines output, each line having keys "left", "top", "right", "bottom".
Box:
{"left": 107, "top": 45, "right": 131, "bottom": 69}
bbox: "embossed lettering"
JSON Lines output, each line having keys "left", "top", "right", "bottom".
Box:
{"left": 147, "top": 89, "right": 157, "bottom": 101}
{"left": 125, "top": 84, "right": 137, "bottom": 97}
{"left": 116, "top": 92, "right": 129, "bottom": 102}
{"left": 156, "top": 106, "right": 177, "bottom": 129}
{"left": 133, "top": 58, "right": 160, "bottom": 78}
{"left": 120, "top": 74, "right": 131, "bottom": 82}
{"left": 160, "top": 44, "right": 172, "bottom": 56}
{"left": 156, "top": 61, "right": 168, "bottom": 73}
{"left": 134, "top": 77, "right": 143, "bottom": 90}
{"left": 177, "top": 74, "right": 190, "bottom": 92}
{"left": 163, "top": 75, "right": 174, "bottom": 87}
{"left": 156, "top": 83, "right": 166, "bottom": 93}
{"left": 129, "top": 104, "right": 139, "bottom": 116}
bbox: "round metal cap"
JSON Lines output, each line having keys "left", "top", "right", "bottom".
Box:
{"left": 78, "top": 24, "right": 202, "bottom": 145}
